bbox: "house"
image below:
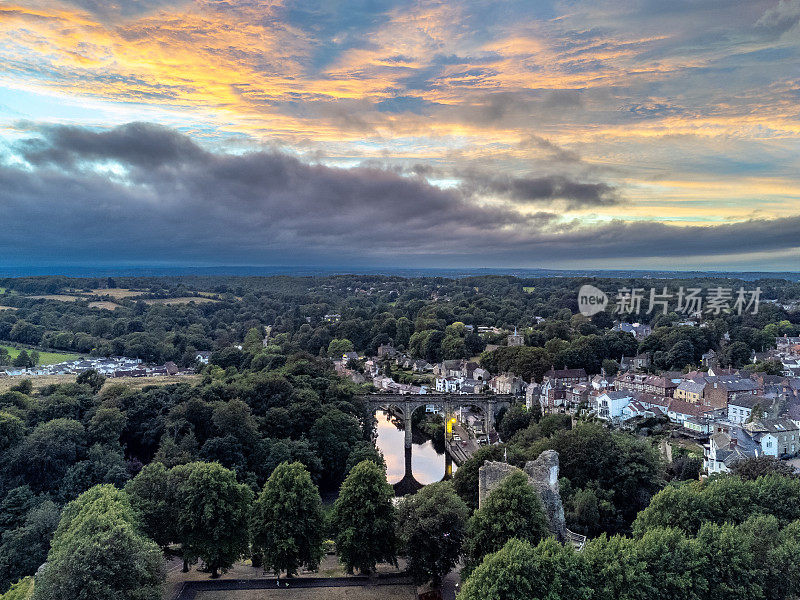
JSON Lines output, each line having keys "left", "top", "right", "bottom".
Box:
{"left": 342, "top": 351, "right": 359, "bottom": 364}
{"left": 489, "top": 373, "right": 526, "bottom": 396}
{"left": 615, "top": 372, "right": 678, "bottom": 396}
{"left": 507, "top": 327, "right": 525, "bottom": 347}
{"left": 705, "top": 428, "right": 760, "bottom": 474}
{"left": 777, "top": 336, "right": 800, "bottom": 351}
{"left": 195, "top": 351, "right": 212, "bottom": 365}
{"left": 323, "top": 314, "right": 341, "bottom": 323}
{"left": 540, "top": 382, "right": 567, "bottom": 413}
{"left": 372, "top": 375, "right": 394, "bottom": 390}
{"left": 702, "top": 376, "right": 762, "bottom": 409}
{"left": 683, "top": 415, "right": 714, "bottom": 436}
{"left": 472, "top": 367, "right": 490, "bottom": 381}
{"left": 591, "top": 372, "right": 612, "bottom": 391}
{"left": 666, "top": 398, "right": 716, "bottom": 426}
{"left": 164, "top": 361, "right": 179, "bottom": 376}
{"left": 638, "top": 393, "right": 671, "bottom": 414}
{"left": 542, "top": 367, "right": 589, "bottom": 386}
{"left": 743, "top": 418, "right": 800, "bottom": 457}
{"left": 462, "top": 361, "right": 480, "bottom": 378}
{"left": 620, "top": 353, "right": 651, "bottom": 372}
{"left": 613, "top": 322, "right": 652, "bottom": 340}
{"left": 412, "top": 359, "right": 433, "bottom": 372}
{"left": 727, "top": 394, "right": 766, "bottom": 425}
{"left": 566, "top": 383, "right": 591, "bottom": 411}
{"left": 460, "top": 378, "right": 485, "bottom": 394}
{"left": 595, "top": 391, "right": 635, "bottom": 421}
{"left": 434, "top": 359, "right": 464, "bottom": 377}
{"left": 675, "top": 380, "right": 706, "bottom": 403}
{"left": 377, "top": 344, "right": 397, "bottom": 358}
{"left": 435, "top": 376, "right": 461, "bottom": 393}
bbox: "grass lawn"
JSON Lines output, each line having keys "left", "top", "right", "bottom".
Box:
{"left": 1, "top": 345, "right": 81, "bottom": 365}
{"left": 142, "top": 297, "right": 219, "bottom": 305}
{"left": 523, "top": 286, "right": 536, "bottom": 292}
{"left": 90, "top": 288, "right": 146, "bottom": 299}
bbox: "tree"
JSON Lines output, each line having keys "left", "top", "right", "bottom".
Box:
{"left": 665, "top": 340, "right": 695, "bottom": 370}
{"left": 327, "top": 338, "right": 354, "bottom": 358}
{"left": 0, "top": 577, "right": 33, "bottom": 600}
{"left": 633, "top": 475, "right": 800, "bottom": 536}
{"left": 251, "top": 462, "right": 324, "bottom": 578}
{"left": 601, "top": 358, "right": 620, "bottom": 376}
{"left": 308, "top": 409, "right": 362, "bottom": 488}
{"left": 243, "top": 327, "right": 264, "bottom": 353}
{"left": 0, "top": 501, "right": 60, "bottom": 593}
{"left": 458, "top": 538, "right": 591, "bottom": 600}
{"left": 0, "top": 412, "right": 24, "bottom": 453}
{"left": 331, "top": 460, "right": 397, "bottom": 575}
{"left": 13, "top": 419, "right": 85, "bottom": 492}
{"left": 633, "top": 527, "right": 705, "bottom": 600}
{"left": 463, "top": 471, "right": 551, "bottom": 573}
{"left": 76, "top": 369, "right": 105, "bottom": 393}
{"left": 177, "top": 462, "right": 253, "bottom": 577}
{"left": 125, "top": 462, "right": 179, "bottom": 550}
{"left": 732, "top": 456, "right": 797, "bottom": 480}
{"left": 87, "top": 408, "right": 126, "bottom": 445}
{"left": 498, "top": 405, "right": 531, "bottom": 441}
{"left": 32, "top": 485, "right": 163, "bottom": 600}
{"left": 344, "top": 441, "right": 386, "bottom": 474}
{"left": 695, "top": 521, "right": 762, "bottom": 600}
{"left": 722, "top": 341, "right": 751, "bottom": 369}
{"left": 397, "top": 482, "right": 469, "bottom": 587}
{"left": 583, "top": 534, "right": 648, "bottom": 600}
{"left": 12, "top": 352, "right": 32, "bottom": 370}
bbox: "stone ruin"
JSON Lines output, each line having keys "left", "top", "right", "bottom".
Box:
{"left": 478, "top": 449, "right": 568, "bottom": 542}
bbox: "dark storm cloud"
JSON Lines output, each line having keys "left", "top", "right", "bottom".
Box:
{"left": 18, "top": 123, "right": 209, "bottom": 169}
{"left": 460, "top": 173, "right": 620, "bottom": 210}
{"left": 2, "top": 123, "right": 799, "bottom": 266}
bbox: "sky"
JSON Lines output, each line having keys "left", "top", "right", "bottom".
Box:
{"left": 0, "top": 0, "right": 799, "bottom": 271}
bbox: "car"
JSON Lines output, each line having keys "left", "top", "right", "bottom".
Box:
{"left": 453, "top": 434, "right": 461, "bottom": 441}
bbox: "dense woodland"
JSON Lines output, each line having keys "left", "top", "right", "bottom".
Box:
{"left": 0, "top": 274, "right": 799, "bottom": 599}
{"left": 1, "top": 274, "right": 797, "bottom": 372}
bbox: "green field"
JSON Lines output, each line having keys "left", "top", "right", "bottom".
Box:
{"left": 1, "top": 345, "right": 80, "bottom": 365}
{"left": 523, "top": 286, "right": 536, "bottom": 293}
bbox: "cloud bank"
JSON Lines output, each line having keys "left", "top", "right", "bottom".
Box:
{"left": 2, "top": 123, "right": 799, "bottom": 268}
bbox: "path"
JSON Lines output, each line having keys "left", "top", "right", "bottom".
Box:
{"left": 172, "top": 574, "right": 415, "bottom": 600}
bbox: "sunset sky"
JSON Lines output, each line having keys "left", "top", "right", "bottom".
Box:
{"left": 1, "top": 0, "right": 799, "bottom": 270}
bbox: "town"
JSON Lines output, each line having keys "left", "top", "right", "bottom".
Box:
{"left": 334, "top": 327, "right": 800, "bottom": 478}
{"left": 2, "top": 272, "right": 800, "bottom": 600}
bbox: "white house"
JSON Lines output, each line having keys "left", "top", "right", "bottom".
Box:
{"left": 594, "top": 391, "right": 635, "bottom": 421}
{"left": 727, "top": 395, "right": 763, "bottom": 425}
{"left": 435, "top": 376, "right": 461, "bottom": 393}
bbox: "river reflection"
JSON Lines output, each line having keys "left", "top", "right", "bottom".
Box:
{"left": 374, "top": 410, "right": 450, "bottom": 486}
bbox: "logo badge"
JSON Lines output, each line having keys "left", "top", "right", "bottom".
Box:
{"left": 578, "top": 285, "right": 608, "bottom": 316}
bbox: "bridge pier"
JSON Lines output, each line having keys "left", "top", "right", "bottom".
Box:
{"left": 485, "top": 400, "right": 495, "bottom": 433}
{"left": 404, "top": 401, "right": 413, "bottom": 448}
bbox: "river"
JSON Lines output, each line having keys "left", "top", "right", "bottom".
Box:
{"left": 374, "top": 409, "right": 452, "bottom": 487}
